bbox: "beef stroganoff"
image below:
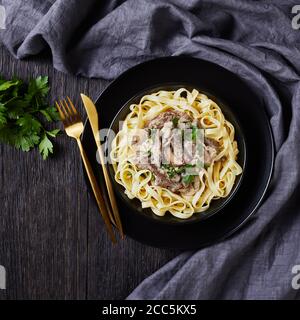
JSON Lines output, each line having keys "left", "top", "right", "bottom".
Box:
{"left": 110, "top": 88, "right": 242, "bottom": 219}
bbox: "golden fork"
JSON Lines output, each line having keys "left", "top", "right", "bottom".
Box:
{"left": 55, "top": 97, "right": 116, "bottom": 243}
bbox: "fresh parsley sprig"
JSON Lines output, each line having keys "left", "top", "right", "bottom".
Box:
{"left": 0, "top": 75, "right": 60, "bottom": 159}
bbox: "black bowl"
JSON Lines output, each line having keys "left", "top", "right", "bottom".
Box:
{"left": 82, "top": 56, "right": 274, "bottom": 249}
{"left": 106, "top": 83, "right": 247, "bottom": 224}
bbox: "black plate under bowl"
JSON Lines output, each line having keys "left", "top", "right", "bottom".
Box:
{"left": 81, "top": 56, "right": 274, "bottom": 249}
{"left": 106, "top": 83, "right": 247, "bottom": 225}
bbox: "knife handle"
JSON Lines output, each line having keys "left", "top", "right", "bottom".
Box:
{"left": 76, "top": 139, "right": 116, "bottom": 243}
{"left": 96, "top": 141, "right": 124, "bottom": 239}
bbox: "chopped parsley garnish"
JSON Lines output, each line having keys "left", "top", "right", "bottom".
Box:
{"left": 175, "top": 166, "right": 185, "bottom": 174}
{"left": 168, "top": 167, "right": 176, "bottom": 178}
{"left": 172, "top": 117, "right": 179, "bottom": 127}
{"left": 184, "top": 164, "right": 195, "bottom": 168}
{"left": 161, "top": 164, "right": 178, "bottom": 178}
{"left": 161, "top": 164, "right": 196, "bottom": 179}
{"left": 192, "top": 126, "right": 198, "bottom": 141}
{"left": 182, "top": 174, "right": 195, "bottom": 185}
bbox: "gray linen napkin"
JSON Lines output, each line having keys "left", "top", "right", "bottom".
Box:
{"left": 1, "top": 0, "right": 300, "bottom": 299}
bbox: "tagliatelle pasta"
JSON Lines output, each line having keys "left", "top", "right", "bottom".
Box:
{"left": 110, "top": 88, "right": 242, "bottom": 219}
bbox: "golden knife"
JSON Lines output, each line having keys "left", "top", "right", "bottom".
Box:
{"left": 81, "top": 93, "right": 124, "bottom": 239}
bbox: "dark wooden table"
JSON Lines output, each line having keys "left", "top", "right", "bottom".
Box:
{"left": 0, "top": 44, "right": 179, "bottom": 300}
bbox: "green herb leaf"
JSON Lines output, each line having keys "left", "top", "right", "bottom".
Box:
{"left": 184, "top": 164, "right": 195, "bottom": 168}
{"left": 40, "top": 106, "right": 60, "bottom": 122}
{"left": 0, "top": 103, "right": 7, "bottom": 125}
{"left": 5, "top": 99, "right": 28, "bottom": 119}
{"left": 175, "top": 166, "right": 185, "bottom": 174}
{"left": 161, "top": 164, "right": 176, "bottom": 178}
{"left": 15, "top": 133, "right": 40, "bottom": 152}
{"left": 0, "top": 74, "right": 59, "bottom": 159}
{"left": 16, "top": 114, "right": 42, "bottom": 134}
{"left": 172, "top": 117, "right": 179, "bottom": 127}
{"left": 167, "top": 170, "right": 175, "bottom": 178}
{"left": 182, "top": 174, "right": 195, "bottom": 185}
{"left": 192, "top": 126, "right": 197, "bottom": 141}
{"left": 39, "top": 134, "right": 53, "bottom": 160}
{"left": 46, "top": 129, "right": 60, "bottom": 138}
{"left": 0, "top": 80, "right": 20, "bottom": 92}
{"left": 28, "top": 76, "right": 49, "bottom": 98}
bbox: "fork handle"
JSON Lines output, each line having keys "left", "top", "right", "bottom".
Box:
{"left": 76, "top": 139, "right": 116, "bottom": 243}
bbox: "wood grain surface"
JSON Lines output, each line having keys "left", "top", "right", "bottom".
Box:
{"left": 0, "top": 44, "right": 180, "bottom": 300}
